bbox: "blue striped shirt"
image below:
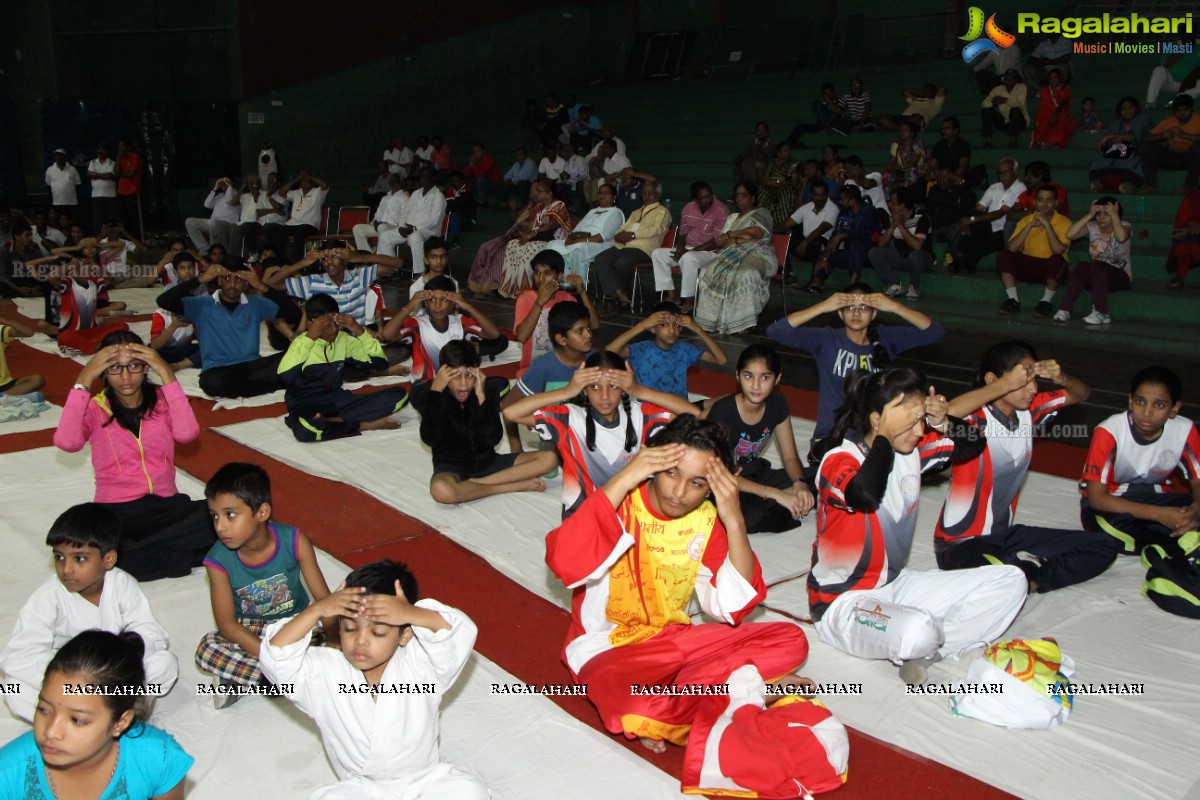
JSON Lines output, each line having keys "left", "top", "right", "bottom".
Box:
{"left": 285, "top": 265, "right": 379, "bottom": 325}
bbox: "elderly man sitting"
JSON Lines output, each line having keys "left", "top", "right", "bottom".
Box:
{"left": 589, "top": 180, "right": 672, "bottom": 308}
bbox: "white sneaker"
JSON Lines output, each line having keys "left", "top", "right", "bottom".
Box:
{"left": 1082, "top": 309, "right": 1111, "bottom": 325}
{"left": 884, "top": 284, "right": 904, "bottom": 297}
{"left": 905, "top": 285, "right": 920, "bottom": 299}
{"left": 1052, "top": 310, "right": 1070, "bottom": 322}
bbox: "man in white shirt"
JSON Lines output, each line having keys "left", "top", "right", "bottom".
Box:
{"left": 946, "top": 157, "right": 1025, "bottom": 273}
{"left": 265, "top": 171, "right": 330, "bottom": 263}
{"left": 45, "top": 149, "right": 81, "bottom": 218}
{"left": 353, "top": 172, "right": 408, "bottom": 252}
{"left": 87, "top": 144, "right": 119, "bottom": 234}
{"left": 233, "top": 174, "right": 286, "bottom": 257}
{"left": 779, "top": 182, "right": 840, "bottom": 282}
{"left": 413, "top": 136, "right": 434, "bottom": 171}
{"left": 377, "top": 167, "right": 445, "bottom": 274}
{"left": 383, "top": 138, "right": 403, "bottom": 174}
{"left": 585, "top": 140, "right": 632, "bottom": 205}
{"left": 184, "top": 177, "right": 239, "bottom": 253}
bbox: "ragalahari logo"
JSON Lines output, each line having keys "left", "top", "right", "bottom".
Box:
{"left": 960, "top": 7, "right": 1017, "bottom": 64}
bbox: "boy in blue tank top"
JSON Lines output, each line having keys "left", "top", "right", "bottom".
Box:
{"left": 195, "top": 462, "right": 334, "bottom": 708}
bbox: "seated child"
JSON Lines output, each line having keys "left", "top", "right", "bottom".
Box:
{"left": 1080, "top": 96, "right": 1104, "bottom": 132}
{"left": 1082, "top": 365, "right": 1200, "bottom": 555}
{"left": 0, "top": 504, "right": 178, "bottom": 722}
{"left": 149, "top": 252, "right": 203, "bottom": 371}
{"left": 512, "top": 248, "right": 599, "bottom": 372}
{"left": 0, "top": 314, "right": 45, "bottom": 401}
{"left": 383, "top": 275, "right": 507, "bottom": 382}
{"left": 196, "top": 462, "right": 334, "bottom": 707}
{"left": 260, "top": 559, "right": 488, "bottom": 799}
{"left": 407, "top": 235, "right": 460, "bottom": 302}
{"left": 0, "top": 631, "right": 193, "bottom": 798}
{"left": 149, "top": 237, "right": 187, "bottom": 287}
{"left": 278, "top": 294, "right": 409, "bottom": 443}
{"left": 409, "top": 340, "right": 557, "bottom": 505}
{"left": 605, "top": 301, "right": 727, "bottom": 399}
{"left": 45, "top": 256, "right": 129, "bottom": 355}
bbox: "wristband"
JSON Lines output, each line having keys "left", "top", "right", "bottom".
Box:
{"left": 72, "top": 383, "right": 90, "bottom": 392}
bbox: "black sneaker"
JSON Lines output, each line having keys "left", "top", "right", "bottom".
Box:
{"left": 1034, "top": 301, "right": 1054, "bottom": 318}
{"left": 997, "top": 298, "right": 1021, "bottom": 315}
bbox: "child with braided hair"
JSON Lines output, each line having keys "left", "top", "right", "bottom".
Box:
{"left": 504, "top": 350, "right": 700, "bottom": 518}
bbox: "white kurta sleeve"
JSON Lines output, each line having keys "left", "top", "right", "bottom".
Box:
{"left": 259, "top": 618, "right": 323, "bottom": 714}
{"left": 107, "top": 570, "right": 178, "bottom": 695}
{"left": 0, "top": 580, "right": 62, "bottom": 691}
{"left": 409, "top": 599, "right": 477, "bottom": 691}
{"left": 693, "top": 558, "right": 763, "bottom": 624}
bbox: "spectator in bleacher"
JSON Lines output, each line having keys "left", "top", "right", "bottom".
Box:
{"left": 928, "top": 116, "right": 973, "bottom": 183}
{"left": 540, "top": 93, "right": 569, "bottom": 151}
{"left": 996, "top": 183, "right": 1070, "bottom": 317}
{"left": 787, "top": 82, "right": 838, "bottom": 145}
{"left": 362, "top": 160, "right": 391, "bottom": 217}
{"left": 564, "top": 105, "right": 602, "bottom": 153}
{"left": 842, "top": 155, "right": 884, "bottom": 209}
{"left": 832, "top": 77, "right": 873, "bottom": 133}
{"left": 589, "top": 126, "right": 627, "bottom": 160}
{"left": 1053, "top": 198, "right": 1131, "bottom": 325}
{"left": 868, "top": 187, "right": 932, "bottom": 300}
{"left": 592, "top": 181, "right": 671, "bottom": 309}
{"left": 971, "top": 39, "right": 1022, "bottom": 96}
{"left": 500, "top": 147, "right": 538, "bottom": 211}
{"left": 759, "top": 142, "right": 801, "bottom": 228}
{"left": 383, "top": 138, "right": 404, "bottom": 175}
{"left": 1145, "top": 46, "right": 1200, "bottom": 109}
{"left": 0, "top": 224, "right": 48, "bottom": 303}
{"left": 185, "top": 177, "right": 239, "bottom": 254}
{"left": 499, "top": 180, "right": 574, "bottom": 298}
{"left": 45, "top": 148, "right": 81, "bottom": 220}
{"left": 733, "top": 121, "right": 774, "bottom": 185}
{"left": 1024, "top": 33, "right": 1072, "bottom": 90}
{"left": 883, "top": 120, "right": 928, "bottom": 197}
{"left": 429, "top": 136, "right": 454, "bottom": 181}
{"left": 352, "top": 172, "right": 407, "bottom": 253}
{"left": 413, "top": 135, "right": 434, "bottom": 172}
{"left": 945, "top": 157, "right": 1024, "bottom": 273}
{"left": 378, "top": 167, "right": 445, "bottom": 272}
{"left": 87, "top": 144, "right": 119, "bottom": 235}
{"left": 115, "top": 138, "right": 143, "bottom": 239}
{"left": 1165, "top": 190, "right": 1200, "bottom": 288}
{"left": 558, "top": 142, "right": 589, "bottom": 213}
{"left": 780, "top": 182, "right": 838, "bottom": 284}
{"left": 980, "top": 69, "right": 1029, "bottom": 149}
{"left": 1142, "top": 94, "right": 1200, "bottom": 192}
{"left": 1080, "top": 96, "right": 1104, "bottom": 132}
{"left": 443, "top": 172, "right": 476, "bottom": 248}
{"left": 538, "top": 144, "right": 566, "bottom": 185}
{"left": 265, "top": 171, "right": 330, "bottom": 264}
{"left": 614, "top": 168, "right": 658, "bottom": 218}
{"left": 651, "top": 181, "right": 730, "bottom": 312}
{"left": 233, "top": 174, "right": 285, "bottom": 259}
{"left": 693, "top": 180, "right": 775, "bottom": 334}
{"left": 546, "top": 183, "right": 625, "bottom": 285}
{"left": 924, "top": 167, "right": 976, "bottom": 255}
{"left": 875, "top": 83, "right": 947, "bottom": 132}
{"left": 1030, "top": 68, "right": 1078, "bottom": 149}
{"left": 586, "top": 140, "right": 631, "bottom": 206}
{"left": 1007, "top": 161, "right": 1070, "bottom": 237}
{"left": 468, "top": 184, "right": 548, "bottom": 298}
{"left": 799, "top": 159, "right": 840, "bottom": 204}
{"left": 462, "top": 143, "right": 502, "bottom": 206}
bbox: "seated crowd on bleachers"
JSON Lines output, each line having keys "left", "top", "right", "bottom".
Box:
{"left": 0, "top": 36, "right": 1199, "bottom": 800}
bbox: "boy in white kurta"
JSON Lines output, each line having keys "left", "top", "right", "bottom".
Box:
{"left": 260, "top": 559, "right": 488, "bottom": 800}
{"left": 0, "top": 504, "right": 178, "bottom": 721}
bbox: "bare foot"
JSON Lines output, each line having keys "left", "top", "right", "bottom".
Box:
{"left": 515, "top": 478, "right": 547, "bottom": 494}
{"left": 638, "top": 736, "right": 667, "bottom": 754}
{"left": 385, "top": 363, "right": 411, "bottom": 377}
{"left": 360, "top": 417, "right": 402, "bottom": 432}
{"left": 1167, "top": 276, "right": 1183, "bottom": 289}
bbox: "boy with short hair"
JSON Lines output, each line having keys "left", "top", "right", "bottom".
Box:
{"left": 382, "top": 275, "right": 506, "bottom": 382}
{"left": 0, "top": 314, "right": 46, "bottom": 400}
{"left": 1082, "top": 365, "right": 1200, "bottom": 555}
{"left": 260, "top": 559, "right": 488, "bottom": 799}
{"left": 0, "top": 503, "right": 178, "bottom": 721}
{"left": 407, "top": 236, "right": 459, "bottom": 300}
{"left": 605, "top": 301, "right": 727, "bottom": 399}
{"left": 148, "top": 253, "right": 202, "bottom": 371}
{"left": 512, "top": 248, "right": 599, "bottom": 372}
{"left": 196, "top": 462, "right": 333, "bottom": 707}
{"left": 278, "top": 294, "right": 409, "bottom": 443}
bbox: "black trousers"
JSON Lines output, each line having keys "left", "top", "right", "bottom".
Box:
{"left": 264, "top": 222, "right": 319, "bottom": 264}
{"left": 936, "top": 524, "right": 1119, "bottom": 593}
{"left": 102, "top": 494, "right": 215, "bottom": 581}
{"left": 739, "top": 463, "right": 802, "bottom": 534}
{"left": 286, "top": 385, "right": 410, "bottom": 442}
{"left": 1082, "top": 492, "right": 1192, "bottom": 556}
{"left": 199, "top": 352, "right": 286, "bottom": 398}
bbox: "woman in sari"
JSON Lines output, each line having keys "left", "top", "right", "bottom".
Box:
{"left": 1088, "top": 95, "right": 1151, "bottom": 194}
{"left": 467, "top": 186, "right": 546, "bottom": 298}
{"left": 498, "top": 179, "right": 573, "bottom": 297}
{"left": 883, "top": 120, "right": 927, "bottom": 195}
{"left": 758, "top": 142, "right": 800, "bottom": 228}
{"left": 1030, "top": 68, "right": 1078, "bottom": 148}
{"left": 694, "top": 181, "right": 776, "bottom": 335}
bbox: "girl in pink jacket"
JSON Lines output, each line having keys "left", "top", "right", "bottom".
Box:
{"left": 54, "top": 330, "right": 215, "bottom": 580}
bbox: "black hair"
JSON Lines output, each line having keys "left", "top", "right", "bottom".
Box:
{"left": 424, "top": 275, "right": 456, "bottom": 293}
{"left": 943, "top": 116, "right": 960, "bottom": 129}
{"left": 46, "top": 630, "right": 147, "bottom": 725}
{"left": 841, "top": 281, "right": 889, "bottom": 368}
{"left": 531, "top": 248, "right": 565, "bottom": 273}
{"left": 344, "top": 558, "right": 419, "bottom": 603}
{"left": 690, "top": 181, "right": 712, "bottom": 198}
{"left": 574, "top": 351, "right": 637, "bottom": 453}
{"left": 12, "top": 221, "right": 32, "bottom": 237}
{"left": 439, "top": 339, "right": 481, "bottom": 369}
{"left": 1173, "top": 94, "right": 1195, "bottom": 109}
{"left": 423, "top": 236, "right": 448, "bottom": 255}
{"left": 1095, "top": 195, "right": 1123, "bottom": 217}
{"left": 975, "top": 340, "right": 1038, "bottom": 387}
{"left": 46, "top": 503, "right": 120, "bottom": 554}
{"left": 97, "top": 330, "right": 159, "bottom": 434}
{"left": 1130, "top": 366, "right": 1183, "bottom": 404}
{"left": 305, "top": 293, "right": 339, "bottom": 318}
{"left": 736, "top": 343, "right": 781, "bottom": 374}
{"left": 1082, "top": 96, "right": 1096, "bottom": 105}
{"left": 733, "top": 179, "right": 759, "bottom": 205}
{"left": 823, "top": 143, "right": 840, "bottom": 155}
{"left": 548, "top": 301, "right": 589, "bottom": 349}
{"left": 171, "top": 251, "right": 196, "bottom": 268}
{"left": 537, "top": 178, "right": 559, "bottom": 200}
{"left": 1035, "top": 183, "right": 1059, "bottom": 200}
{"left": 207, "top": 243, "right": 227, "bottom": 256}
{"left": 893, "top": 187, "right": 916, "bottom": 211}
{"left": 205, "top": 462, "right": 272, "bottom": 511}
{"left": 1115, "top": 95, "right": 1141, "bottom": 115}
{"left": 828, "top": 367, "right": 927, "bottom": 449}
{"left": 898, "top": 119, "right": 918, "bottom": 135}
{"left": 840, "top": 184, "right": 863, "bottom": 203}
{"left": 1025, "top": 160, "right": 1052, "bottom": 181}
{"left": 650, "top": 300, "right": 682, "bottom": 316}
{"left": 844, "top": 155, "right": 864, "bottom": 168}
{"left": 820, "top": 82, "right": 834, "bottom": 92}
{"left": 646, "top": 414, "right": 735, "bottom": 471}
{"left": 755, "top": 119, "right": 769, "bottom": 129}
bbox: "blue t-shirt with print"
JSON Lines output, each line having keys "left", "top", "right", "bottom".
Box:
{"left": 517, "top": 350, "right": 592, "bottom": 396}
{"left": 627, "top": 339, "right": 704, "bottom": 400}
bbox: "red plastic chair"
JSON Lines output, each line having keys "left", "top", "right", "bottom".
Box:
{"left": 629, "top": 227, "right": 677, "bottom": 313}
{"left": 771, "top": 231, "right": 793, "bottom": 315}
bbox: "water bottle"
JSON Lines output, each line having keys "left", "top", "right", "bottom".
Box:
{"left": 1136, "top": 196, "right": 1146, "bottom": 221}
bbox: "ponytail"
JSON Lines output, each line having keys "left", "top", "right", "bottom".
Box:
{"left": 581, "top": 393, "right": 597, "bottom": 452}
{"left": 867, "top": 320, "right": 889, "bottom": 369}
{"left": 827, "top": 367, "right": 927, "bottom": 450}
{"left": 621, "top": 394, "right": 636, "bottom": 453}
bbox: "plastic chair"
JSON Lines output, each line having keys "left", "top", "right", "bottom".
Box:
{"left": 629, "top": 227, "right": 677, "bottom": 313}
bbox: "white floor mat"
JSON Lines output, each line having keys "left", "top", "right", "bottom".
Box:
{"left": 0, "top": 400, "right": 62, "bottom": 434}
{"left": 0, "top": 447, "right": 680, "bottom": 798}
